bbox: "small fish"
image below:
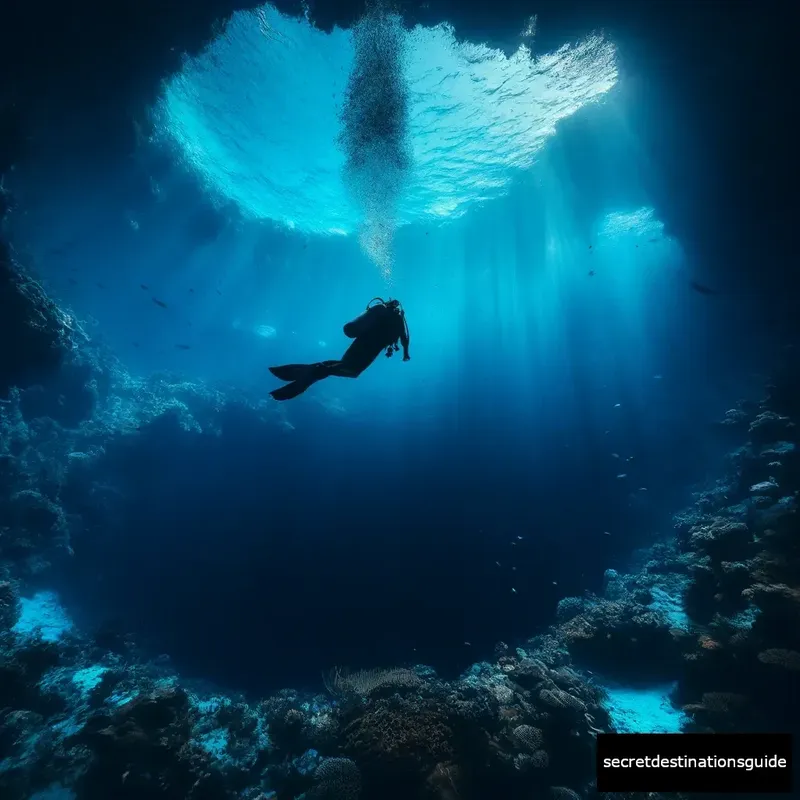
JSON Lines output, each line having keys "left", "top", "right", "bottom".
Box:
{"left": 653, "top": 374, "right": 663, "bottom": 380}
{"left": 638, "top": 487, "right": 648, "bottom": 492}
{"left": 216, "top": 289, "right": 222, "bottom": 296}
{"left": 68, "top": 277, "right": 78, "bottom": 286}
{"left": 614, "top": 403, "right": 621, "bottom": 408}
{"left": 588, "top": 270, "right": 595, "bottom": 277}
{"left": 140, "top": 284, "right": 149, "bottom": 291}
{"left": 464, "top": 641, "right": 471, "bottom": 646}
{"left": 152, "top": 298, "right": 168, "bottom": 308}
{"left": 517, "top": 535, "right": 523, "bottom": 540}
{"left": 132, "top": 342, "right": 140, "bottom": 348}
{"left": 175, "top": 344, "right": 191, "bottom": 350}
{"left": 189, "top": 288, "right": 194, "bottom": 293}
{"left": 511, "top": 566, "right": 517, "bottom": 571}
{"left": 648, "top": 238, "right": 658, "bottom": 243}
{"left": 617, "top": 473, "right": 627, "bottom": 479}
{"left": 603, "top": 531, "right": 611, "bottom": 535}
{"left": 611, "top": 453, "right": 620, "bottom": 459}
{"left": 496, "top": 561, "right": 502, "bottom": 567}
{"left": 690, "top": 280, "right": 717, "bottom": 296}
{"left": 588, "top": 245, "right": 593, "bottom": 249}
{"left": 511, "top": 588, "right": 517, "bottom": 594}
{"left": 552, "top": 581, "right": 558, "bottom": 586}
{"left": 96, "top": 282, "right": 105, "bottom": 289}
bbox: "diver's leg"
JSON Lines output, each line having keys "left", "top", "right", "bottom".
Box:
{"left": 269, "top": 364, "right": 312, "bottom": 382}
{"left": 269, "top": 361, "right": 338, "bottom": 382}
{"left": 270, "top": 380, "right": 316, "bottom": 401}
{"left": 325, "top": 362, "right": 365, "bottom": 378}
{"left": 326, "top": 338, "right": 383, "bottom": 378}
{"left": 269, "top": 362, "right": 338, "bottom": 401}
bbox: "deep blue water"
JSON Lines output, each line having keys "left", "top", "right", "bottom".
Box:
{"left": 3, "top": 4, "right": 774, "bottom": 695}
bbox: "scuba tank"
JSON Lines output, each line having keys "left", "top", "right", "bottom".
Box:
{"left": 343, "top": 297, "right": 392, "bottom": 338}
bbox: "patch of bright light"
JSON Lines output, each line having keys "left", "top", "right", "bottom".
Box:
{"left": 13, "top": 591, "right": 74, "bottom": 642}
{"left": 649, "top": 586, "right": 690, "bottom": 631}
{"left": 193, "top": 696, "right": 229, "bottom": 715}
{"left": 602, "top": 682, "right": 687, "bottom": 733}
{"left": 109, "top": 690, "right": 139, "bottom": 707}
{"left": 199, "top": 728, "right": 230, "bottom": 759}
{"left": 155, "top": 4, "right": 617, "bottom": 235}
{"left": 72, "top": 665, "right": 109, "bottom": 694}
{"left": 597, "top": 206, "right": 666, "bottom": 241}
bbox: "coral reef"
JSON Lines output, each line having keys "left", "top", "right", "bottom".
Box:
{"left": 671, "top": 384, "right": 800, "bottom": 734}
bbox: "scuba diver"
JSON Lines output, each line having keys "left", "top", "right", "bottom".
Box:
{"left": 268, "top": 297, "right": 410, "bottom": 401}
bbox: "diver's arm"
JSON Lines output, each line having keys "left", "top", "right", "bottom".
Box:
{"left": 399, "top": 315, "right": 410, "bottom": 361}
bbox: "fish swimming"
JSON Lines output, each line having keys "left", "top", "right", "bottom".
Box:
{"left": 175, "top": 344, "right": 191, "bottom": 350}
{"left": 152, "top": 298, "right": 168, "bottom": 308}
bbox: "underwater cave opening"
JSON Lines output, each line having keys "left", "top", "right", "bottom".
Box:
{"left": 1, "top": 3, "right": 772, "bottom": 699}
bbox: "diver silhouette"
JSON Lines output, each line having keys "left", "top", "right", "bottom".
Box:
{"left": 268, "top": 297, "right": 410, "bottom": 401}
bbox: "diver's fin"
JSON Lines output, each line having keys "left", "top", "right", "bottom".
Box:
{"left": 270, "top": 379, "right": 316, "bottom": 401}
{"left": 269, "top": 364, "right": 314, "bottom": 382}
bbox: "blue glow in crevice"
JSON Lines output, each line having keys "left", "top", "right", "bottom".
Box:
{"left": 155, "top": 4, "right": 617, "bottom": 235}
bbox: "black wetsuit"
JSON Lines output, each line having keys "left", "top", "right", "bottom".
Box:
{"left": 269, "top": 302, "right": 410, "bottom": 401}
